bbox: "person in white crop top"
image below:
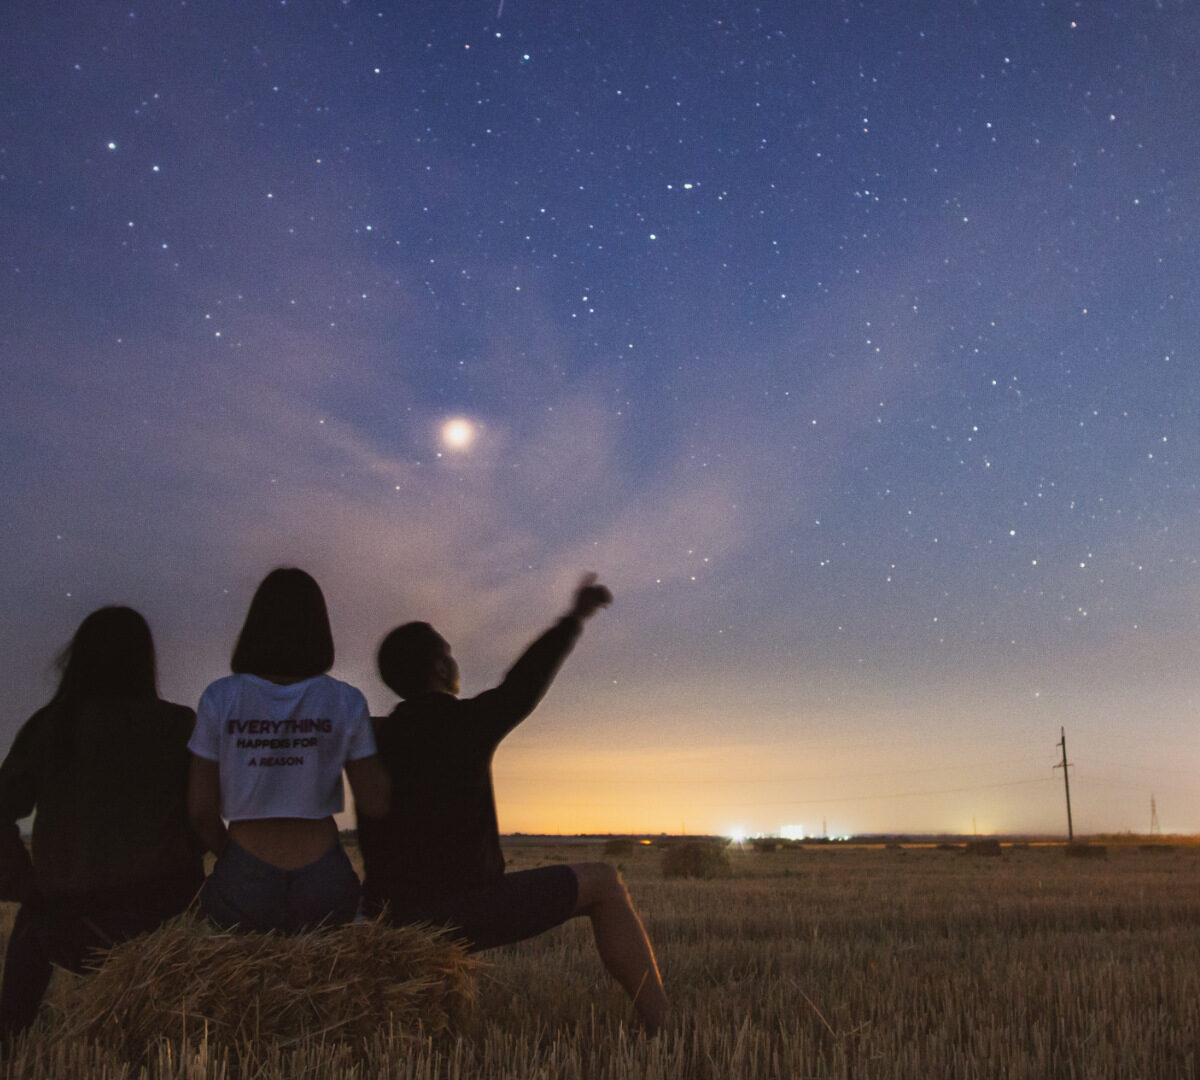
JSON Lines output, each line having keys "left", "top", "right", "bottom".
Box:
{"left": 187, "top": 568, "right": 389, "bottom": 933}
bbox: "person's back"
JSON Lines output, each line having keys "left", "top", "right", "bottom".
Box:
{"left": 21, "top": 697, "right": 201, "bottom": 901}
{"left": 363, "top": 692, "right": 508, "bottom": 905}
{"left": 187, "top": 567, "right": 389, "bottom": 934}
{"left": 0, "top": 606, "right": 203, "bottom": 1039}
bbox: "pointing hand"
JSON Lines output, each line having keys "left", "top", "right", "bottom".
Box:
{"left": 569, "top": 572, "right": 613, "bottom": 622}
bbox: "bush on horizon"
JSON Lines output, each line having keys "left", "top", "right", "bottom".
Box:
{"left": 661, "top": 840, "right": 731, "bottom": 879}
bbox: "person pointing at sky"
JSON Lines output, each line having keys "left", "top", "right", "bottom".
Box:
{"left": 359, "top": 574, "right": 669, "bottom": 1033}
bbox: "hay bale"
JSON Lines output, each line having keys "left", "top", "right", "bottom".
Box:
{"left": 42, "top": 913, "right": 473, "bottom": 1061}
{"left": 964, "top": 839, "right": 1002, "bottom": 857}
{"left": 603, "top": 837, "right": 635, "bottom": 857}
{"left": 1065, "top": 842, "right": 1107, "bottom": 859}
{"left": 662, "top": 841, "right": 731, "bottom": 879}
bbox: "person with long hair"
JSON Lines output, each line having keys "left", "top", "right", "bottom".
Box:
{"left": 0, "top": 606, "right": 204, "bottom": 1038}
{"left": 187, "top": 567, "right": 388, "bottom": 933}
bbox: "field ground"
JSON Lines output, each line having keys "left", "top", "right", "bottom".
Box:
{"left": 2, "top": 837, "right": 1198, "bottom": 1078}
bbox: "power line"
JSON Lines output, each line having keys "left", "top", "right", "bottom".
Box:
{"left": 1074, "top": 756, "right": 1198, "bottom": 780}
{"left": 1064, "top": 772, "right": 1195, "bottom": 798}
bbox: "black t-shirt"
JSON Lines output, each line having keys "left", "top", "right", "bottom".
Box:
{"left": 0, "top": 698, "right": 204, "bottom": 903}
{"left": 360, "top": 617, "right": 581, "bottom": 902}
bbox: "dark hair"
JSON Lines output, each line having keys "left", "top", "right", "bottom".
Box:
{"left": 51, "top": 606, "right": 159, "bottom": 707}
{"left": 49, "top": 606, "right": 159, "bottom": 766}
{"left": 231, "top": 568, "right": 334, "bottom": 679}
{"left": 377, "top": 622, "right": 444, "bottom": 699}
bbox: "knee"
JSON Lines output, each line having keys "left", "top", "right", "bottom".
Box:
{"left": 596, "top": 861, "right": 627, "bottom": 895}
{"left": 571, "top": 861, "right": 628, "bottom": 911}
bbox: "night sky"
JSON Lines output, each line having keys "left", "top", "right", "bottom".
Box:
{"left": 4, "top": 2, "right": 1199, "bottom": 837}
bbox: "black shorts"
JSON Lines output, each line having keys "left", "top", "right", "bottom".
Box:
{"left": 374, "top": 865, "right": 579, "bottom": 952}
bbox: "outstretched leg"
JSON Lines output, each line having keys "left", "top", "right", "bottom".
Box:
{"left": 570, "top": 862, "right": 669, "bottom": 1032}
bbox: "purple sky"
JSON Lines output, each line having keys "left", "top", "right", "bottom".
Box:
{"left": 3, "top": 2, "right": 1199, "bottom": 835}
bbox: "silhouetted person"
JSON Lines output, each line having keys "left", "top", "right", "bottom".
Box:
{"left": 359, "top": 575, "right": 668, "bottom": 1032}
{"left": 187, "top": 567, "right": 389, "bottom": 933}
{"left": 0, "top": 607, "right": 203, "bottom": 1039}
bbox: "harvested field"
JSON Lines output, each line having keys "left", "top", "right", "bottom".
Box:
{"left": 2, "top": 839, "right": 1198, "bottom": 1078}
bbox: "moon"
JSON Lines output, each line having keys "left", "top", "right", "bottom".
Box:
{"left": 440, "top": 417, "right": 476, "bottom": 451}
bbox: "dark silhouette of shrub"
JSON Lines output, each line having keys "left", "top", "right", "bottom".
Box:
{"left": 662, "top": 841, "right": 732, "bottom": 879}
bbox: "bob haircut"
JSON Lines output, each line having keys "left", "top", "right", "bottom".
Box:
{"left": 52, "top": 606, "right": 159, "bottom": 706}
{"left": 231, "top": 568, "right": 334, "bottom": 679}
{"left": 376, "top": 621, "right": 444, "bottom": 700}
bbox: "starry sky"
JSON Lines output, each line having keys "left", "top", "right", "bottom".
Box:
{"left": 3, "top": 1, "right": 1199, "bottom": 837}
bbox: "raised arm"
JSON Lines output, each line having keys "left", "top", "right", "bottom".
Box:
{"left": 471, "top": 574, "right": 612, "bottom": 741}
{"left": 0, "top": 718, "right": 40, "bottom": 904}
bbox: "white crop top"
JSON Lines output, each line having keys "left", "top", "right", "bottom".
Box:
{"left": 189, "top": 673, "right": 377, "bottom": 821}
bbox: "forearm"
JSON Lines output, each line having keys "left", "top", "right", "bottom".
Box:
{"left": 0, "top": 718, "right": 40, "bottom": 901}
{"left": 489, "top": 617, "right": 583, "bottom": 716}
{"left": 347, "top": 755, "right": 390, "bottom": 820}
{"left": 186, "top": 755, "right": 229, "bottom": 855}
{"left": 0, "top": 820, "right": 37, "bottom": 903}
{"left": 463, "top": 617, "right": 583, "bottom": 742}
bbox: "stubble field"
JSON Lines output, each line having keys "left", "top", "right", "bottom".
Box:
{"left": 2, "top": 838, "right": 1198, "bottom": 1078}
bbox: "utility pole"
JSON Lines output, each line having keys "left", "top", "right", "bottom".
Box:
{"left": 1054, "top": 727, "right": 1074, "bottom": 843}
{"left": 1150, "top": 796, "right": 1161, "bottom": 835}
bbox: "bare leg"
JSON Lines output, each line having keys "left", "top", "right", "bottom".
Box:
{"left": 569, "top": 862, "right": 669, "bottom": 1032}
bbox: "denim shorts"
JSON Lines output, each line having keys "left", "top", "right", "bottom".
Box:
{"left": 200, "top": 841, "right": 360, "bottom": 934}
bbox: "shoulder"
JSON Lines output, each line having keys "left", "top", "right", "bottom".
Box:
{"left": 199, "top": 674, "right": 241, "bottom": 701}
{"left": 155, "top": 697, "right": 195, "bottom": 715}
{"left": 17, "top": 703, "right": 58, "bottom": 735}
{"left": 314, "top": 674, "right": 366, "bottom": 699}
{"left": 392, "top": 692, "right": 457, "bottom": 715}
{"left": 195, "top": 676, "right": 247, "bottom": 724}
{"left": 312, "top": 675, "right": 369, "bottom": 711}
{"left": 373, "top": 699, "right": 441, "bottom": 756}
{"left": 154, "top": 699, "right": 197, "bottom": 728}
{"left": 383, "top": 693, "right": 462, "bottom": 732}
{"left": 6, "top": 704, "right": 59, "bottom": 755}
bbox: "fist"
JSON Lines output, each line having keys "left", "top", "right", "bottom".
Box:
{"left": 570, "top": 572, "right": 613, "bottom": 621}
